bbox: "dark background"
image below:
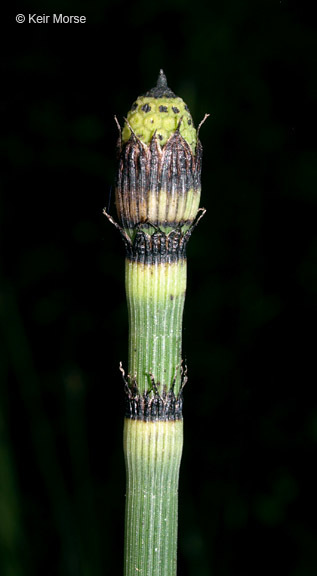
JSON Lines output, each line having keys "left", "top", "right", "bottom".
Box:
{"left": 1, "top": 0, "right": 316, "bottom": 574}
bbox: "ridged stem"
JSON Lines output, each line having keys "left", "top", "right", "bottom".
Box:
{"left": 123, "top": 256, "right": 186, "bottom": 575}
{"left": 123, "top": 419, "right": 183, "bottom": 576}
{"left": 125, "top": 258, "right": 186, "bottom": 395}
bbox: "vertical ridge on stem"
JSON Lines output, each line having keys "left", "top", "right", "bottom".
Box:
{"left": 125, "top": 257, "right": 186, "bottom": 397}
{"left": 123, "top": 419, "right": 183, "bottom": 576}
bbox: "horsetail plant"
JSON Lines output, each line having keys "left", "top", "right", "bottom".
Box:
{"left": 104, "top": 70, "right": 208, "bottom": 576}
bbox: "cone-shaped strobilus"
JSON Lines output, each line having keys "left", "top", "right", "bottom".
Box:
{"left": 105, "top": 70, "right": 207, "bottom": 576}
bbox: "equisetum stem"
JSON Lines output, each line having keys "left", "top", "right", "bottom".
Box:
{"left": 123, "top": 252, "right": 186, "bottom": 574}
{"left": 107, "top": 70, "right": 205, "bottom": 576}
{"left": 124, "top": 419, "right": 183, "bottom": 576}
{"left": 125, "top": 258, "right": 186, "bottom": 396}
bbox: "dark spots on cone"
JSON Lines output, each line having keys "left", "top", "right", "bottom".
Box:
{"left": 185, "top": 105, "right": 189, "bottom": 112}
{"left": 172, "top": 106, "right": 180, "bottom": 114}
{"left": 131, "top": 102, "right": 138, "bottom": 110}
{"left": 159, "top": 105, "right": 168, "bottom": 112}
{"left": 157, "top": 134, "right": 163, "bottom": 140}
{"left": 141, "top": 103, "right": 151, "bottom": 112}
{"left": 170, "top": 294, "right": 174, "bottom": 301}
{"left": 188, "top": 119, "right": 192, "bottom": 125}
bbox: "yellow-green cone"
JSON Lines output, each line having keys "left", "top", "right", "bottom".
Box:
{"left": 122, "top": 69, "right": 197, "bottom": 151}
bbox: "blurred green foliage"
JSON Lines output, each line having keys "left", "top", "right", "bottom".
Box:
{"left": 1, "top": 0, "right": 316, "bottom": 574}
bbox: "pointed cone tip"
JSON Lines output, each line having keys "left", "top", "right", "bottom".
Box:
{"left": 144, "top": 70, "right": 176, "bottom": 99}
{"left": 157, "top": 69, "right": 168, "bottom": 88}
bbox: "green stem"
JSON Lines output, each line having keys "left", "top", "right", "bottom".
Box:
{"left": 123, "top": 255, "right": 186, "bottom": 575}
{"left": 123, "top": 419, "right": 183, "bottom": 576}
{"left": 125, "top": 258, "right": 186, "bottom": 396}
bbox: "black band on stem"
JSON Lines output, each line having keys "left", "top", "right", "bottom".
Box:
{"left": 103, "top": 208, "right": 206, "bottom": 265}
{"left": 120, "top": 362, "right": 187, "bottom": 422}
